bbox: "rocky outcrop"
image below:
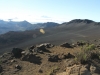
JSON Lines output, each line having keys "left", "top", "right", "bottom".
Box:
{"left": 28, "top": 43, "right": 54, "bottom": 53}
{"left": 0, "top": 41, "right": 100, "bottom": 75}
{"left": 36, "top": 43, "right": 54, "bottom": 52}
{"left": 48, "top": 53, "right": 75, "bottom": 62}
{"left": 37, "top": 43, "right": 54, "bottom": 48}
{"left": 21, "top": 51, "right": 42, "bottom": 64}
{"left": 57, "top": 65, "right": 91, "bottom": 75}
{"left": 57, "top": 64, "right": 100, "bottom": 75}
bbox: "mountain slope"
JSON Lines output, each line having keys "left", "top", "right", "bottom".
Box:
{"left": 1, "top": 19, "right": 100, "bottom": 53}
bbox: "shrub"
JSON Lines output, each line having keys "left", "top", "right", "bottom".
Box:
{"left": 74, "top": 51, "right": 88, "bottom": 64}
{"left": 74, "top": 44, "right": 96, "bottom": 64}
{"left": 85, "top": 44, "right": 96, "bottom": 50}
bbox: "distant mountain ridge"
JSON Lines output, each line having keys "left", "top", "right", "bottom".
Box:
{"left": 69, "top": 19, "right": 94, "bottom": 23}
{"left": 0, "top": 20, "right": 59, "bottom": 34}
{"left": 1, "top": 19, "right": 100, "bottom": 53}
{"left": 1, "top": 19, "right": 100, "bottom": 34}
{"left": 62, "top": 19, "right": 100, "bottom": 25}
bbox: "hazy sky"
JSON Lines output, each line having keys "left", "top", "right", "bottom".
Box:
{"left": 0, "top": 0, "right": 100, "bottom": 23}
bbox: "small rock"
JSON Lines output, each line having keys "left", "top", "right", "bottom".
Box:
{"left": 58, "top": 54, "right": 66, "bottom": 59}
{"left": 15, "top": 65, "right": 21, "bottom": 70}
{"left": 12, "top": 48, "right": 24, "bottom": 58}
{"left": 21, "top": 51, "right": 26, "bottom": 55}
{"left": 71, "top": 43, "right": 77, "bottom": 47}
{"left": 38, "top": 69, "right": 43, "bottom": 73}
{"left": 65, "top": 53, "right": 75, "bottom": 59}
{"left": 11, "top": 60, "right": 16, "bottom": 63}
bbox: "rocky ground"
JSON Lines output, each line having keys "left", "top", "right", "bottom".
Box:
{"left": 0, "top": 40, "right": 100, "bottom": 75}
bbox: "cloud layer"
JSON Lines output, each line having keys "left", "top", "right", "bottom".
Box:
{"left": 0, "top": 13, "right": 66, "bottom": 23}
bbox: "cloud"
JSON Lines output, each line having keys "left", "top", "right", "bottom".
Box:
{"left": 41, "top": 15, "right": 51, "bottom": 18}
{"left": 0, "top": 13, "right": 67, "bottom": 23}
{"left": 7, "top": 17, "right": 18, "bottom": 21}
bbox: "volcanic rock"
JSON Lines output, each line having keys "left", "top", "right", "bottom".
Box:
{"left": 60, "top": 42, "right": 73, "bottom": 48}
{"left": 12, "top": 48, "right": 24, "bottom": 58}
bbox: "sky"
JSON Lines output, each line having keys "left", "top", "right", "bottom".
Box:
{"left": 0, "top": 0, "right": 100, "bottom": 23}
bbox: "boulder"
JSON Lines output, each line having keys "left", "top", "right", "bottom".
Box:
{"left": 37, "top": 44, "right": 46, "bottom": 51}
{"left": 90, "top": 52, "right": 99, "bottom": 59}
{"left": 21, "top": 51, "right": 42, "bottom": 64}
{"left": 12, "top": 48, "right": 24, "bottom": 58}
{"left": 44, "top": 43, "right": 54, "bottom": 48}
{"left": 60, "top": 42, "right": 73, "bottom": 48}
{"left": 65, "top": 53, "right": 75, "bottom": 59}
{"left": 76, "top": 41, "right": 86, "bottom": 46}
{"left": 48, "top": 54, "right": 59, "bottom": 62}
{"left": 36, "top": 43, "right": 51, "bottom": 52}
{"left": 38, "top": 69, "right": 43, "bottom": 73}
{"left": 37, "top": 43, "right": 54, "bottom": 48}
{"left": 33, "top": 47, "right": 41, "bottom": 53}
